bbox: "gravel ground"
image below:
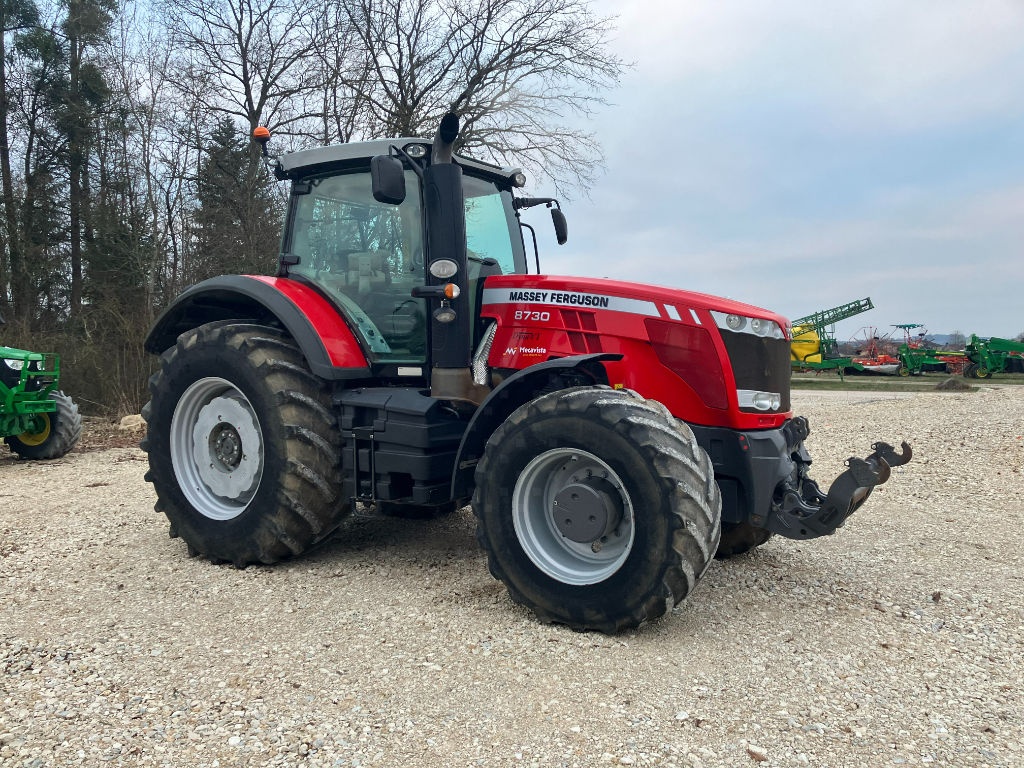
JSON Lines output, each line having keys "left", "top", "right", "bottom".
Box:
{"left": 1, "top": 387, "right": 1022, "bottom": 768}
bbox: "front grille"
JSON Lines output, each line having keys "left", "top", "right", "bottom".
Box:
{"left": 719, "top": 331, "right": 791, "bottom": 412}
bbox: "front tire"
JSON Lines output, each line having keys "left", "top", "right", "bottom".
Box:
{"left": 142, "top": 323, "right": 348, "bottom": 566}
{"left": 5, "top": 390, "right": 82, "bottom": 459}
{"left": 473, "top": 387, "right": 721, "bottom": 633}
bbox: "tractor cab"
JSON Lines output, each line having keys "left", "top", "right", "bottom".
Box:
{"left": 273, "top": 138, "right": 530, "bottom": 374}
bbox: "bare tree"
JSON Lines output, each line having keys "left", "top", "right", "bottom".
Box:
{"left": 158, "top": 0, "right": 623, "bottom": 191}
{"left": 304, "top": 0, "right": 367, "bottom": 144}
{"left": 159, "top": 0, "right": 326, "bottom": 138}
{"left": 335, "top": 0, "right": 624, "bottom": 193}
{"left": 102, "top": 2, "right": 198, "bottom": 312}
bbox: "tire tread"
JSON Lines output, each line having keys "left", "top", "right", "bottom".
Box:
{"left": 142, "top": 322, "right": 347, "bottom": 566}
{"left": 473, "top": 386, "right": 721, "bottom": 633}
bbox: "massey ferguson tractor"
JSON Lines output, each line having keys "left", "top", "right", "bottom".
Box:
{"left": 142, "top": 114, "right": 911, "bottom": 633}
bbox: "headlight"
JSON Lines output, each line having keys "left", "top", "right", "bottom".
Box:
{"left": 737, "top": 389, "right": 782, "bottom": 411}
{"left": 3, "top": 359, "right": 24, "bottom": 370}
{"left": 712, "top": 311, "right": 785, "bottom": 339}
{"left": 403, "top": 143, "right": 427, "bottom": 159}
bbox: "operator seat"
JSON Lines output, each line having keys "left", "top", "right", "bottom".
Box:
{"left": 338, "top": 250, "right": 418, "bottom": 350}
{"left": 345, "top": 250, "right": 390, "bottom": 295}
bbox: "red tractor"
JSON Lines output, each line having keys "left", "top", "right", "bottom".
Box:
{"left": 143, "top": 114, "right": 911, "bottom": 633}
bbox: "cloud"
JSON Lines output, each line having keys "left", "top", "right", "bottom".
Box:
{"left": 599, "top": 1, "right": 1024, "bottom": 132}
{"left": 551, "top": 2, "right": 1024, "bottom": 336}
{"left": 548, "top": 178, "right": 1024, "bottom": 336}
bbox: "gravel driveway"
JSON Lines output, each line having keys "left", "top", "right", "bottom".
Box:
{"left": 2, "top": 387, "right": 1022, "bottom": 767}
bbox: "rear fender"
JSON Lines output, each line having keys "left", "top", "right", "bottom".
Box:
{"left": 450, "top": 353, "right": 620, "bottom": 500}
{"left": 145, "top": 275, "right": 370, "bottom": 380}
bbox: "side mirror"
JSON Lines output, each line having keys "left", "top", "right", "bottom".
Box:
{"left": 551, "top": 207, "right": 568, "bottom": 245}
{"left": 371, "top": 155, "right": 406, "bottom": 204}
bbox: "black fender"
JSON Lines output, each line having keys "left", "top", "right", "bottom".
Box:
{"left": 450, "top": 353, "right": 622, "bottom": 500}
{"left": 144, "top": 275, "right": 371, "bottom": 380}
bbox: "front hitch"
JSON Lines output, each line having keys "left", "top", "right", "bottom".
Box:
{"left": 766, "top": 441, "right": 913, "bottom": 540}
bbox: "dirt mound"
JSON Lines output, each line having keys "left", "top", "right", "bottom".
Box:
{"left": 935, "top": 377, "right": 973, "bottom": 391}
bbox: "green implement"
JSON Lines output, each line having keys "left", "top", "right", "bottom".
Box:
{"left": 790, "top": 298, "right": 874, "bottom": 379}
{"left": 963, "top": 335, "right": 1024, "bottom": 379}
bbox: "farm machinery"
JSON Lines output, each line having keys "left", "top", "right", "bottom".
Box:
{"left": 1, "top": 312, "right": 82, "bottom": 459}
{"left": 142, "top": 114, "right": 912, "bottom": 633}
{"left": 963, "top": 335, "right": 1024, "bottom": 378}
{"left": 790, "top": 297, "right": 874, "bottom": 376}
{"left": 894, "top": 325, "right": 965, "bottom": 376}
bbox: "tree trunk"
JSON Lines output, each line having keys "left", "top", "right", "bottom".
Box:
{"left": 0, "top": 25, "right": 26, "bottom": 322}
{"left": 68, "top": 34, "right": 84, "bottom": 320}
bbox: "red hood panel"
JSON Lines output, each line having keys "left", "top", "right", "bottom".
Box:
{"left": 480, "top": 274, "right": 791, "bottom": 431}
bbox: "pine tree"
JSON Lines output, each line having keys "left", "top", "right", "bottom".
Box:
{"left": 191, "top": 118, "right": 282, "bottom": 283}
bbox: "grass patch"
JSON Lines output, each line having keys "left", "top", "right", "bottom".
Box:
{"left": 787, "top": 372, "right": 1019, "bottom": 392}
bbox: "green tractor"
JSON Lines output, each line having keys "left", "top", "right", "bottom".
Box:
{"left": 1, "top": 312, "right": 82, "bottom": 459}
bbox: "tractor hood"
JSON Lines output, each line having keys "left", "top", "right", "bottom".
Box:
{"left": 480, "top": 274, "right": 793, "bottom": 433}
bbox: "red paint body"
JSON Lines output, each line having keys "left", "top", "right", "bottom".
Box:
{"left": 480, "top": 275, "right": 791, "bottom": 432}
{"left": 248, "top": 273, "right": 791, "bottom": 433}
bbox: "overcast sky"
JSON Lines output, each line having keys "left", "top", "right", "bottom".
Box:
{"left": 537, "top": 1, "right": 1024, "bottom": 342}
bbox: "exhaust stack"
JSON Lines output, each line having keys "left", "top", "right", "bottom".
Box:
{"left": 423, "top": 113, "right": 487, "bottom": 404}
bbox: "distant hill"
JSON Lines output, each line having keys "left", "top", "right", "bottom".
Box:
{"left": 926, "top": 333, "right": 1023, "bottom": 347}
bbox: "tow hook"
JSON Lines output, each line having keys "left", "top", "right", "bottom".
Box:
{"left": 767, "top": 441, "right": 913, "bottom": 540}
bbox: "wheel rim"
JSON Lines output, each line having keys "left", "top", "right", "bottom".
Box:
{"left": 18, "top": 414, "right": 51, "bottom": 446}
{"left": 512, "top": 448, "right": 634, "bottom": 586}
{"left": 170, "top": 377, "right": 264, "bottom": 521}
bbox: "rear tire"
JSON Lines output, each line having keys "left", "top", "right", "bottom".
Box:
{"left": 715, "top": 521, "right": 773, "bottom": 559}
{"left": 142, "top": 322, "right": 347, "bottom": 566}
{"left": 473, "top": 387, "right": 721, "bottom": 633}
{"left": 5, "top": 390, "right": 82, "bottom": 459}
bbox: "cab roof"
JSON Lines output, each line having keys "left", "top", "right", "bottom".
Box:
{"left": 275, "top": 138, "right": 523, "bottom": 184}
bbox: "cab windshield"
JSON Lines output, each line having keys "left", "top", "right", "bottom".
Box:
{"left": 286, "top": 168, "right": 525, "bottom": 364}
